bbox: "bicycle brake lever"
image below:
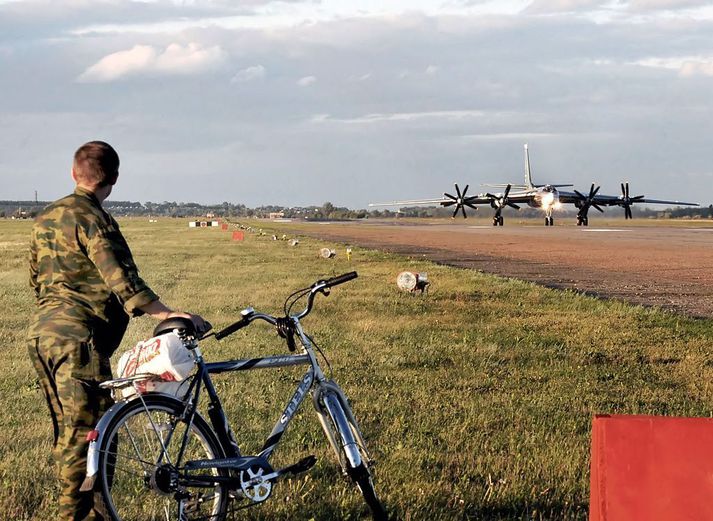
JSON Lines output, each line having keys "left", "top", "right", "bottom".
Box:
{"left": 286, "top": 334, "right": 296, "bottom": 352}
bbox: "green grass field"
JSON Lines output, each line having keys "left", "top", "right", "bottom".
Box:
{"left": 2, "top": 218, "right": 713, "bottom": 520}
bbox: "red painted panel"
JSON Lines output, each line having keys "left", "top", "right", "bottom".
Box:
{"left": 232, "top": 231, "right": 244, "bottom": 241}
{"left": 590, "top": 414, "right": 713, "bottom": 521}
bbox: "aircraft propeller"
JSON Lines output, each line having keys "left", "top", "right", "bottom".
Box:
{"left": 618, "top": 182, "right": 645, "bottom": 219}
{"left": 486, "top": 184, "right": 520, "bottom": 220}
{"left": 574, "top": 183, "right": 604, "bottom": 221}
{"left": 443, "top": 183, "right": 478, "bottom": 219}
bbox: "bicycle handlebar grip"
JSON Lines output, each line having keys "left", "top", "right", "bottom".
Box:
{"left": 324, "top": 271, "right": 358, "bottom": 288}
{"left": 214, "top": 319, "right": 249, "bottom": 340}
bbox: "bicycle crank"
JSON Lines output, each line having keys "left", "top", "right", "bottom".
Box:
{"left": 238, "top": 455, "right": 318, "bottom": 503}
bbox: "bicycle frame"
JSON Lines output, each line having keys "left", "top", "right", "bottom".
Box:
{"left": 186, "top": 315, "right": 365, "bottom": 468}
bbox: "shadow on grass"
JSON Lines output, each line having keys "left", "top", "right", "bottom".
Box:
{"left": 459, "top": 500, "right": 589, "bottom": 521}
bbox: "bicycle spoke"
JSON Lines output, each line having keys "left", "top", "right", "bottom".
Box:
{"left": 121, "top": 422, "right": 156, "bottom": 472}
{"left": 99, "top": 447, "right": 155, "bottom": 469}
{"left": 137, "top": 393, "right": 174, "bottom": 466}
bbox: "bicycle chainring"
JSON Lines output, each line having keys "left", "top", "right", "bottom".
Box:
{"left": 239, "top": 464, "right": 273, "bottom": 503}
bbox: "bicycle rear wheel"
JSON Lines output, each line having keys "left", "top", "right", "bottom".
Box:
{"left": 94, "top": 394, "right": 228, "bottom": 521}
{"left": 319, "top": 391, "right": 388, "bottom": 521}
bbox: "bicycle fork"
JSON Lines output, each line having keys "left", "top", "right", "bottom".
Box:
{"left": 312, "top": 382, "right": 372, "bottom": 474}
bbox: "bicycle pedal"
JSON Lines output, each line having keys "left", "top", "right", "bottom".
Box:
{"left": 282, "top": 455, "right": 317, "bottom": 476}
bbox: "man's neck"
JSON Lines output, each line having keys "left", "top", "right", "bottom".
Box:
{"left": 76, "top": 183, "right": 112, "bottom": 205}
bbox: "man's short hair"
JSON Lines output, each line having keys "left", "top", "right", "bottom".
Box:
{"left": 73, "top": 141, "right": 120, "bottom": 187}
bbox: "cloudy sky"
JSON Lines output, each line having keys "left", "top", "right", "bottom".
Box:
{"left": 1, "top": 0, "right": 711, "bottom": 208}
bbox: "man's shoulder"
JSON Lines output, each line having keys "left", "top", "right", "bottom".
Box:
{"left": 35, "top": 193, "right": 103, "bottom": 228}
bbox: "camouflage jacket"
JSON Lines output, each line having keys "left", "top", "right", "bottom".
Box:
{"left": 28, "top": 187, "right": 159, "bottom": 353}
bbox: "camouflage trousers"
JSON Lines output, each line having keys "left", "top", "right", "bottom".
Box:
{"left": 28, "top": 335, "right": 113, "bottom": 521}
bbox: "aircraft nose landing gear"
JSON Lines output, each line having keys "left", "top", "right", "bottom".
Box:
{"left": 544, "top": 216, "right": 554, "bottom": 226}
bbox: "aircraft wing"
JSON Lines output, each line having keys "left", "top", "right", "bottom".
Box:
{"left": 368, "top": 197, "right": 452, "bottom": 207}
{"left": 369, "top": 183, "right": 503, "bottom": 218}
{"left": 500, "top": 191, "right": 537, "bottom": 204}
{"left": 592, "top": 195, "right": 698, "bottom": 207}
{"left": 368, "top": 195, "right": 498, "bottom": 207}
{"left": 557, "top": 191, "right": 698, "bottom": 207}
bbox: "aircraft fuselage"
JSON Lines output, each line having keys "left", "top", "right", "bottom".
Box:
{"left": 526, "top": 185, "right": 560, "bottom": 210}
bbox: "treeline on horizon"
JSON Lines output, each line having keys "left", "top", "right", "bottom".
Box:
{"left": 2, "top": 199, "right": 712, "bottom": 221}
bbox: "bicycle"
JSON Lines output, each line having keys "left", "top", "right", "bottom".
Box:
{"left": 82, "top": 271, "right": 387, "bottom": 520}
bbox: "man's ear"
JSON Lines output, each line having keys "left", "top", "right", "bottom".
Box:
{"left": 71, "top": 167, "right": 78, "bottom": 183}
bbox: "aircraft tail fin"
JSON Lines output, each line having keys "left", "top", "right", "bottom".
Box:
{"left": 524, "top": 143, "right": 535, "bottom": 189}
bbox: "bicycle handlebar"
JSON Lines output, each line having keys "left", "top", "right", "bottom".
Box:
{"left": 214, "top": 316, "right": 250, "bottom": 340}
{"left": 322, "top": 271, "right": 358, "bottom": 289}
{"left": 213, "top": 272, "right": 358, "bottom": 341}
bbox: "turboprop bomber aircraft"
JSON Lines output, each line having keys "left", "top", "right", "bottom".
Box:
{"left": 369, "top": 144, "right": 698, "bottom": 226}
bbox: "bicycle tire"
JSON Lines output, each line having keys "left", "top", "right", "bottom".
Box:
{"left": 320, "top": 392, "right": 388, "bottom": 521}
{"left": 353, "top": 465, "right": 388, "bottom": 521}
{"left": 93, "top": 393, "right": 229, "bottom": 521}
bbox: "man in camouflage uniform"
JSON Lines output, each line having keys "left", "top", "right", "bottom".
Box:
{"left": 28, "top": 141, "right": 206, "bottom": 520}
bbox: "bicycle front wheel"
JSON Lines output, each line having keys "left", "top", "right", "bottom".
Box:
{"left": 94, "top": 394, "right": 228, "bottom": 521}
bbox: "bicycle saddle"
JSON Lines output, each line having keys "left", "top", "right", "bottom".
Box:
{"left": 153, "top": 316, "right": 196, "bottom": 337}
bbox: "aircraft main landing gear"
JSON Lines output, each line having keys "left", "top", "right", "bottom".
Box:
{"left": 493, "top": 215, "right": 504, "bottom": 226}
{"left": 576, "top": 216, "right": 589, "bottom": 226}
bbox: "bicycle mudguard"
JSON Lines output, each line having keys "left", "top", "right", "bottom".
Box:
{"left": 313, "top": 385, "right": 363, "bottom": 471}
{"left": 321, "top": 380, "right": 373, "bottom": 464}
{"left": 80, "top": 392, "right": 191, "bottom": 492}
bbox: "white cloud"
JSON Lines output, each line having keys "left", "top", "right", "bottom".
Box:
{"left": 525, "top": 0, "right": 605, "bottom": 14}
{"left": 346, "top": 72, "right": 373, "bottom": 82}
{"left": 297, "top": 75, "right": 317, "bottom": 86}
{"left": 231, "top": 64, "right": 266, "bottom": 83}
{"left": 78, "top": 44, "right": 156, "bottom": 82}
{"left": 680, "top": 60, "right": 713, "bottom": 77}
{"left": 310, "top": 109, "right": 486, "bottom": 124}
{"left": 624, "top": 0, "right": 708, "bottom": 11}
{"left": 77, "top": 42, "right": 227, "bottom": 82}
{"left": 634, "top": 56, "right": 713, "bottom": 77}
{"left": 425, "top": 64, "right": 439, "bottom": 75}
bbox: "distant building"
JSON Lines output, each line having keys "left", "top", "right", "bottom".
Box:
{"left": 269, "top": 211, "right": 285, "bottom": 220}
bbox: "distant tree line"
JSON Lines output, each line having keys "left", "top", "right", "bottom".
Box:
{"left": 0, "top": 200, "right": 371, "bottom": 220}
{"left": 2, "top": 200, "right": 711, "bottom": 220}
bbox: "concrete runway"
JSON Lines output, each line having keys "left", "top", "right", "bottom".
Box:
{"left": 288, "top": 220, "right": 713, "bottom": 318}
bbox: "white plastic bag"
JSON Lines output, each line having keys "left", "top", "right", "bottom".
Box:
{"left": 116, "top": 332, "right": 195, "bottom": 398}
